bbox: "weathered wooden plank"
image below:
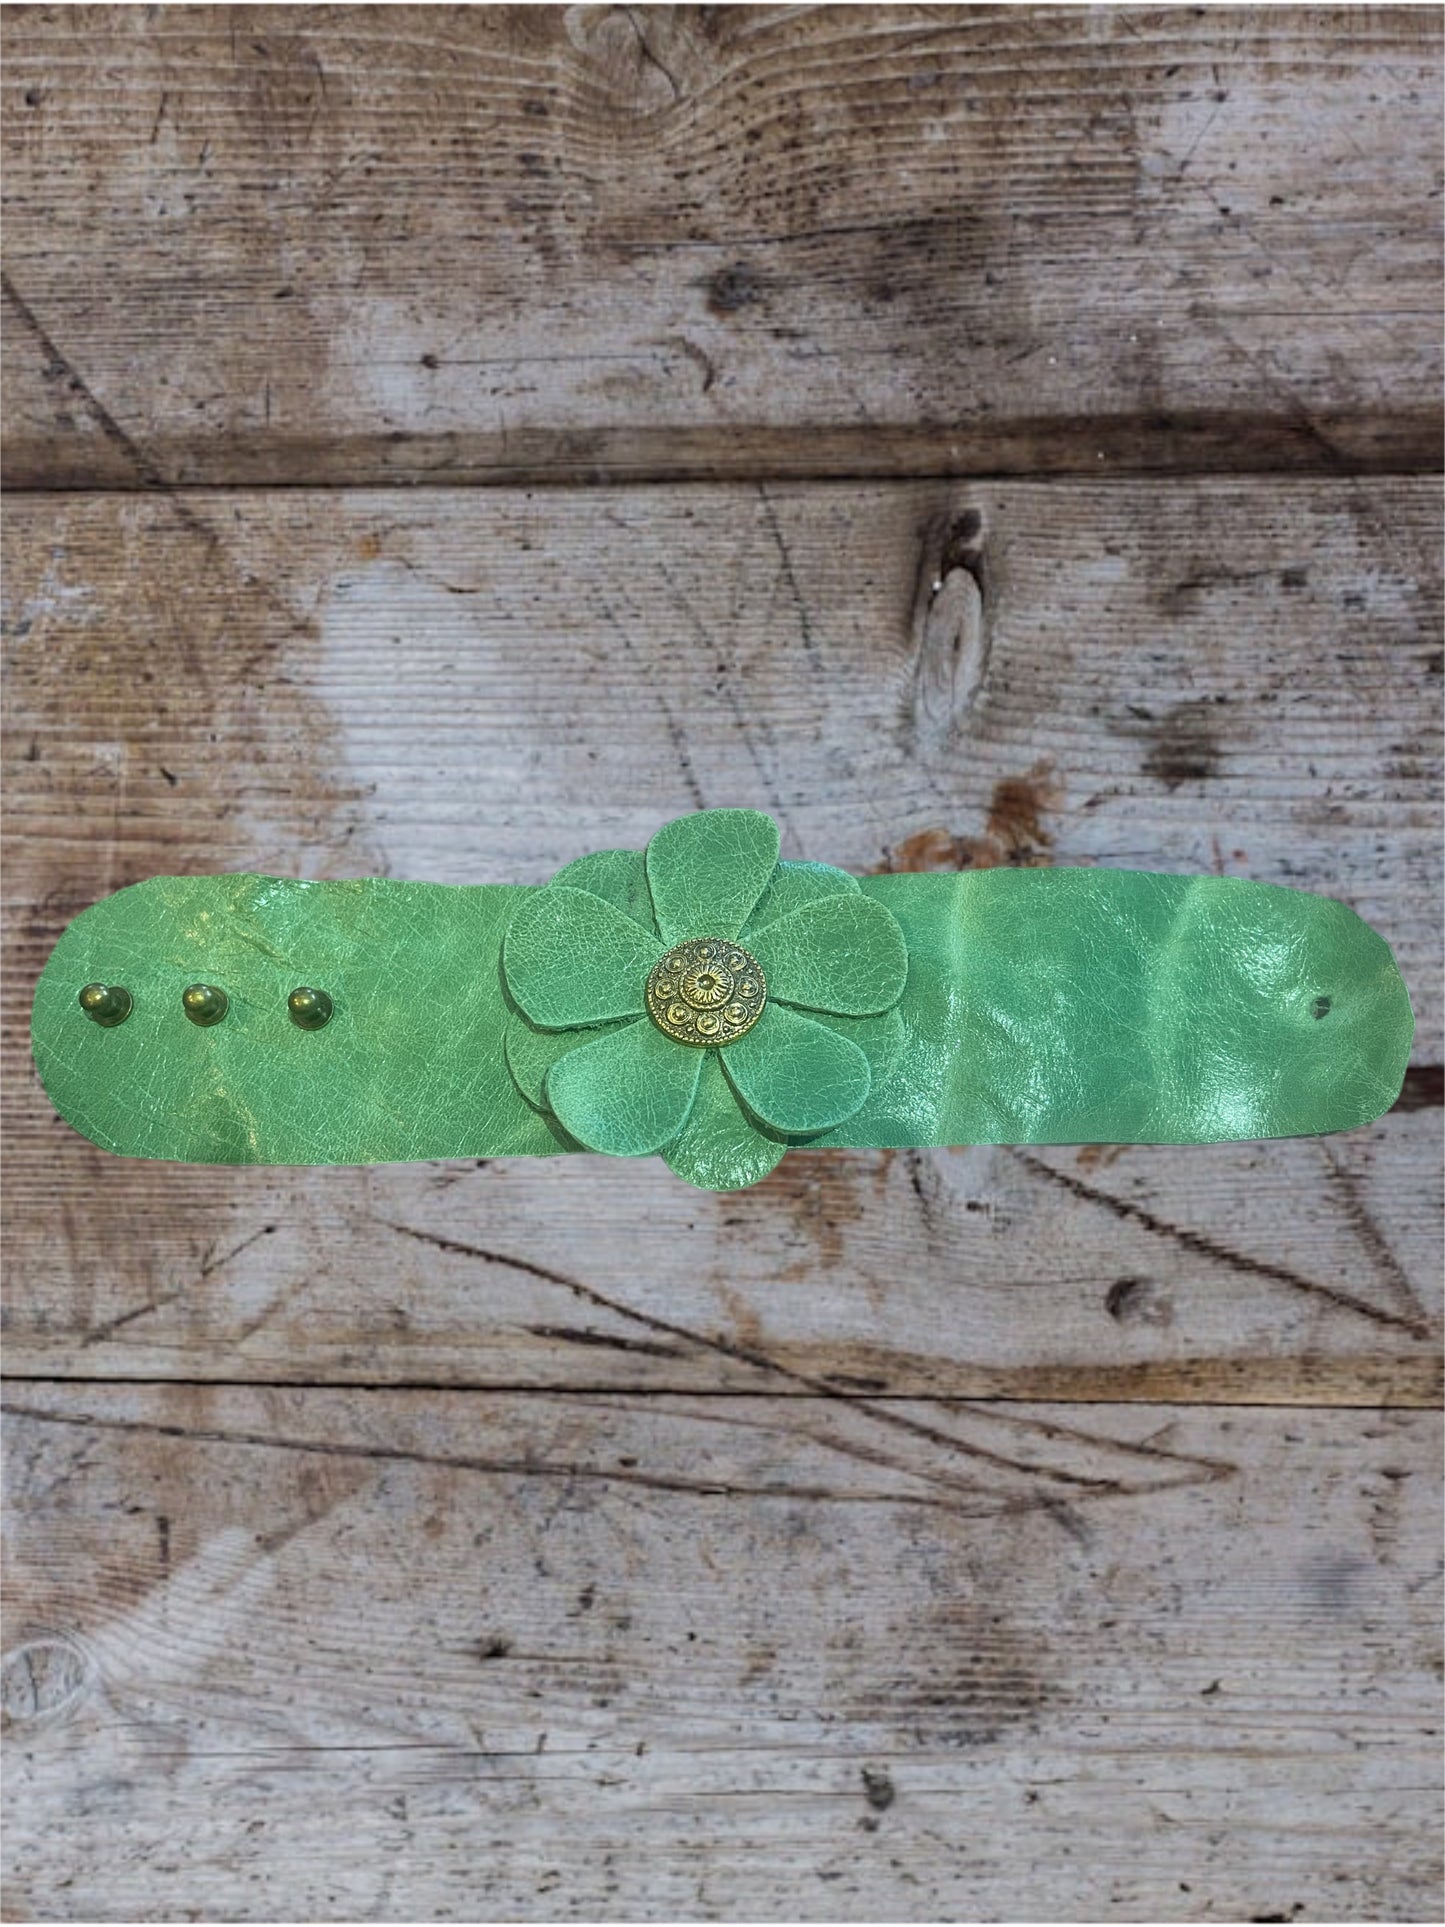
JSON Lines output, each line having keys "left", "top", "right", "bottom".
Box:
{"left": 1, "top": 1126, "right": 1440, "bottom": 1402}
{"left": 2, "top": 1387, "right": 1439, "bottom": 1922}
{"left": 3, "top": 480, "right": 1439, "bottom": 1395}
{"left": 4, "top": 482, "right": 1437, "bottom": 1021}
{"left": 2, "top": 5, "right": 1439, "bottom": 486}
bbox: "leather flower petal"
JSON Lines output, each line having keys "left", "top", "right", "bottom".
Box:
{"left": 721, "top": 1002, "right": 871, "bottom": 1134}
{"left": 546, "top": 1019, "right": 704, "bottom": 1156}
{"left": 504, "top": 885, "right": 662, "bottom": 1027}
{"left": 749, "top": 893, "right": 908, "bottom": 1016}
{"left": 499, "top": 810, "right": 912, "bottom": 1182}
{"left": 806, "top": 1006, "right": 906, "bottom": 1094}
{"left": 662, "top": 1054, "right": 788, "bottom": 1191}
{"left": 505, "top": 1010, "right": 631, "bottom": 1110}
{"left": 740, "top": 858, "right": 859, "bottom": 939}
{"left": 646, "top": 808, "right": 780, "bottom": 945}
{"left": 547, "top": 848, "right": 655, "bottom": 930}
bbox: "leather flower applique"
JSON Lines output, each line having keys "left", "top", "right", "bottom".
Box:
{"left": 502, "top": 809, "right": 909, "bottom": 1189}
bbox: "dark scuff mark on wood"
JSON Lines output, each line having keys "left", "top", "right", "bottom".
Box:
{"left": 743, "top": 1156, "right": 870, "bottom": 1282}
{"left": 706, "top": 263, "right": 763, "bottom": 315}
{"left": 1141, "top": 697, "right": 1227, "bottom": 790}
{"left": 1, "top": 270, "right": 215, "bottom": 548}
{"left": 1392, "top": 1065, "right": 1442, "bottom": 1111}
{"left": 2, "top": 1400, "right": 928, "bottom": 1513}
{"left": 1317, "top": 1145, "right": 1427, "bottom": 1332}
{"left": 1104, "top": 1277, "right": 1174, "bottom": 1328}
{"left": 860, "top": 1591, "right": 1060, "bottom": 1748}
{"left": 860, "top": 1764, "right": 896, "bottom": 1810}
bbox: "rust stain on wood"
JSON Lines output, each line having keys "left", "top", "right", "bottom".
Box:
{"left": 883, "top": 762, "right": 1061, "bottom": 871}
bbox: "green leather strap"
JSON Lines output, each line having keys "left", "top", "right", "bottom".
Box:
{"left": 31, "top": 814, "right": 1412, "bottom": 1191}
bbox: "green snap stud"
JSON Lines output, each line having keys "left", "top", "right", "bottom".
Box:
{"left": 287, "top": 986, "right": 333, "bottom": 1031}
{"left": 181, "top": 983, "right": 228, "bottom": 1027}
{"left": 78, "top": 983, "right": 132, "bottom": 1028}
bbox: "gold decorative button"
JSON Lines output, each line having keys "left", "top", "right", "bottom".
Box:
{"left": 646, "top": 938, "right": 766, "bottom": 1047}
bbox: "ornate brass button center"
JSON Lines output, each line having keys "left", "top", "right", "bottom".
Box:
{"left": 646, "top": 938, "right": 766, "bottom": 1047}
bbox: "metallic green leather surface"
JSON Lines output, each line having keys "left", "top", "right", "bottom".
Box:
{"left": 32, "top": 863, "right": 1412, "bottom": 1178}
{"left": 836, "top": 867, "right": 1413, "bottom": 1150}
{"left": 32, "top": 874, "right": 567, "bottom": 1166}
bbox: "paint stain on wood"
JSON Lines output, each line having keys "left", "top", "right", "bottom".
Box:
{"left": 1076, "top": 1144, "right": 1127, "bottom": 1171}
{"left": 733, "top": 1156, "right": 872, "bottom": 1281}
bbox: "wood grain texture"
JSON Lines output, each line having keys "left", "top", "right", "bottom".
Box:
{"left": 2, "top": 4, "right": 1440, "bottom": 487}
{"left": 3, "top": 481, "right": 1439, "bottom": 1397}
{"left": 3, "top": 1386, "right": 1440, "bottom": 1922}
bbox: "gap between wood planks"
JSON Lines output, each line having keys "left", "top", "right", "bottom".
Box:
{"left": 3, "top": 446, "right": 1443, "bottom": 494}
{"left": 1, "top": 1375, "right": 1438, "bottom": 1413}
{"left": 2, "top": 282, "right": 1440, "bottom": 491}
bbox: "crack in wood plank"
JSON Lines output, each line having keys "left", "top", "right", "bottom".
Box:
{"left": 378, "top": 1220, "right": 1234, "bottom": 1500}
{"left": 1, "top": 270, "right": 214, "bottom": 542}
{"left": 0, "top": 1397, "right": 1222, "bottom": 1520}
{"left": 1316, "top": 1142, "right": 1429, "bottom": 1332}
{"left": 1007, "top": 1149, "right": 1432, "bottom": 1339}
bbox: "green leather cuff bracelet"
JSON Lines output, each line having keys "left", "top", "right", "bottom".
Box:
{"left": 32, "top": 809, "right": 1413, "bottom": 1192}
